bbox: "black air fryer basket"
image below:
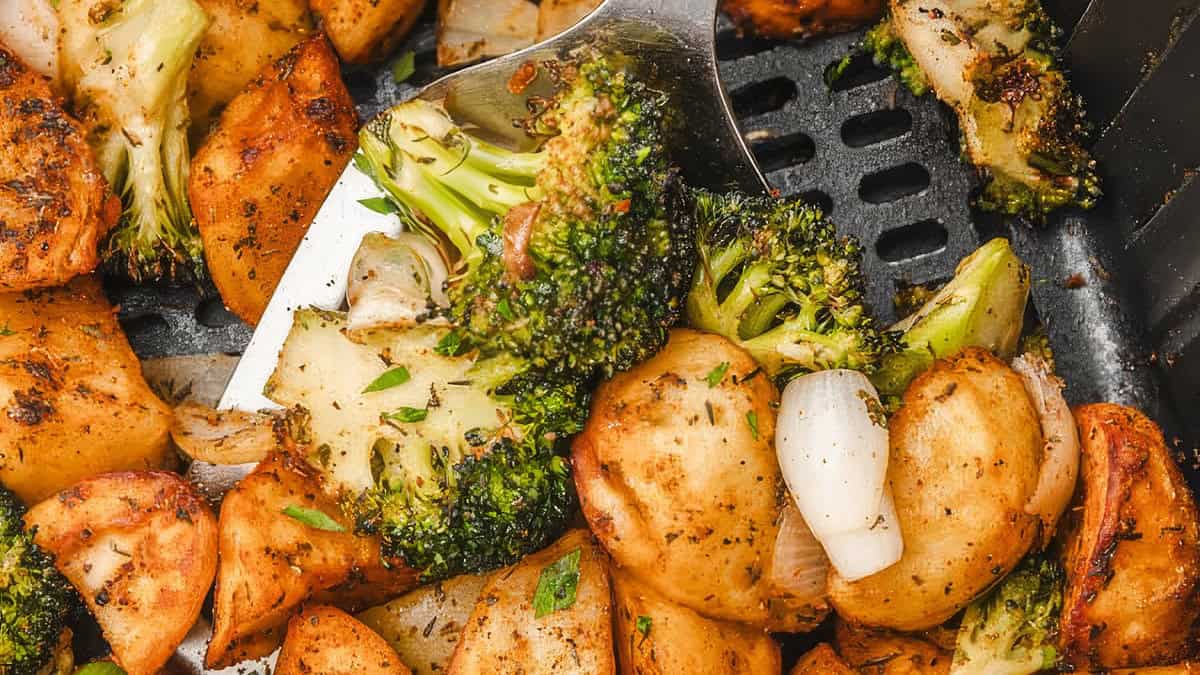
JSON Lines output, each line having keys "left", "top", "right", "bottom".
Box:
{"left": 109, "top": 0, "right": 1200, "bottom": 486}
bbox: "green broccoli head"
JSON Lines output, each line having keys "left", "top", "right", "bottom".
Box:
{"left": 860, "top": 18, "right": 930, "bottom": 96}
{"left": 357, "top": 55, "right": 692, "bottom": 378}
{"left": 952, "top": 555, "right": 1063, "bottom": 675}
{"left": 0, "top": 485, "right": 76, "bottom": 675}
{"left": 268, "top": 310, "right": 585, "bottom": 581}
{"left": 686, "top": 190, "right": 897, "bottom": 381}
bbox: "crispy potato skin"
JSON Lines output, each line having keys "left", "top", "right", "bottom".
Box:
{"left": 311, "top": 0, "right": 426, "bottom": 63}
{"left": 26, "top": 471, "right": 218, "bottom": 675}
{"left": 834, "top": 619, "right": 952, "bottom": 674}
{"left": 0, "top": 277, "right": 172, "bottom": 503}
{"left": 358, "top": 574, "right": 487, "bottom": 675}
{"left": 829, "top": 348, "right": 1043, "bottom": 631}
{"left": 206, "top": 452, "right": 418, "bottom": 669}
{"left": 187, "top": 0, "right": 312, "bottom": 142}
{"left": 1058, "top": 404, "right": 1200, "bottom": 670}
{"left": 612, "top": 568, "right": 780, "bottom": 675}
{"left": 277, "top": 605, "right": 411, "bottom": 675}
{"left": 1112, "top": 665, "right": 1200, "bottom": 674}
{"left": 722, "top": 0, "right": 884, "bottom": 38}
{"left": 791, "top": 643, "right": 856, "bottom": 674}
{"left": 447, "top": 529, "right": 615, "bottom": 675}
{"left": 190, "top": 36, "right": 357, "bottom": 325}
{"left": 0, "top": 46, "right": 115, "bottom": 292}
{"left": 573, "top": 329, "right": 826, "bottom": 632}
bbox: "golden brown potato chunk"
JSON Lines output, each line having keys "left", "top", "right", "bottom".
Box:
{"left": 1112, "top": 666, "right": 1200, "bottom": 674}
{"left": 722, "top": 0, "right": 884, "bottom": 39}
{"left": 1058, "top": 404, "right": 1200, "bottom": 670}
{"left": 190, "top": 36, "right": 357, "bottom": 325}
{"left": 612, "top": 568, "right": 780, "bottom": 674}
{"left": 537, "top": 0, "right": 601, "bottom": 39}
{"left": 277, "top": 605, "right": 411, "bottom": 675}
{"left": 188, "top": 0, "right": 312, "bottom": 142}
{"left": 358, "top": 574, "right": 488, "bottom": 675}
{"left": 829, "top": 348, "right": 1043, "bottom": 631}
{"left": 207, "top": 452, "right": 418, "bottom": 668}
{"left": 0, "top": 46, "right": 115, "bottom": 292}
{"left": 834, "top": 619, "right": 952, "bottom": 674}
{"left": 26, "top": 471, "right": 218, "bottom": 675}
{"left": 0, "top": 277, "right": 172, "bottom": 503}
{"left": 573, "top": 329, "right": 827, "bottom": 632}
{"left": 791, "top": 643, "right": 855, "bottom": 674}
{"left": 447, "top": 529, "right": 615, "bottom": 675}
{"left": 312, "top": 0, "right": 425, "bottom": 63}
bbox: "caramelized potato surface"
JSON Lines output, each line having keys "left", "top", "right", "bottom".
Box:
{"left": 791, "top": 643, "right": 855, "bottom": 674}
{"left": 312, "top": 0, "right": 425, "bottom": 63}
{"left": 723, "top": 0, "right": 884, "bottom": 38}
{"left": 277, "top": 605, "right": 411, "bottom": 675}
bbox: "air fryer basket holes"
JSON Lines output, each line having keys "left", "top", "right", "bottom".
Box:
{"left": 877, "top": 219, "right": 949, "bottom": 263}
{"left": 859, "top": 162, "right": 931, "bottom": 204}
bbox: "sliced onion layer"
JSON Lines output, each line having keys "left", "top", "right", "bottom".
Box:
{"left": 768, "top": 500, "right": 830, "bottom": 604}
{"left": 346, "top": 232, "right": 450, "bottom": 335}
{"left": 776, "top": 369, "right": 903, "bottom": 581}
{"left": 171, "top": 401, "right": 278, "bottom": 465}
{"left": 1012, "top": 353, "right": 1080, "bottom": 545}
{"left": 0, "top": 0, "right": 59, "bottom": 84}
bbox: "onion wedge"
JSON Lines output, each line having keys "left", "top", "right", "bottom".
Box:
{"left": 768, "top": 500, "right": 831, "bottom": 605}
{"left": 1012, "top": 353, "right": 1080, "bottom": 545}
{"left": 346, "top": 232, "right": 450, "bottom": 335}
{"left": 0, "top": 0, "right": 59, "bottom": 84}
{"left": 776, "top": 369, "right": 903, "bottom": 581}
{"left": 171, "top": 401, "right": 279, "bottom": 465}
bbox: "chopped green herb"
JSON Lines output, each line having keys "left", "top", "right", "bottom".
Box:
{"left": 363, "top": 366, "right": 411, "bottom": 393}
{"left": 435, "top": 331, "right": 465, "bottom": 357}
{"left": 533, "top": 548, "right": 581, "bottom": 618}
{"left": 79, "top": 323, "right": 103, "bottom": 337}
{"left": 75, "top": 663, "right": 127, "bottom": 675}
{"left": 0, "top": 323, "right": 13, "bottom": 336}
{"left": 358, "top": 197, "right": 398, "bottom": 215}
{"left": 746, "top": 410, "right": 759, "bottom": 440}
{"left": 352, "top": 151, "right": 372, "bottom": 176}
{"left": 384, "top": 407, "right": 429, "bottom": 424}
{"left": 496, "top": 298, "right": 515, "bottom": 321}
{"left": 704, "top": 362, "right": 729, "bottom": 388}
{"left": 282, "top": 505, "right": 346, "bottom": 532}
{"left": 392, "top": 51, "right": 416, "bottom": 83}
{"left": 635, "top": 615, "right": 652, "bottom": 642}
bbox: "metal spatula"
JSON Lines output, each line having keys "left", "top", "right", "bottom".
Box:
{"left": 216, "top": 0, "right": 765, "bottom": 414}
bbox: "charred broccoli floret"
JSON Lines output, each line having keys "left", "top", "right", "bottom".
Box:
{"left": 357, "top": 56, "right": 692, "bottom": 378}
{"left": 0, "top": 485, "right": 76, "bottom": 675}
{"left": 58, "top": 0, "right": 210, "bottom": 282}
{"left": 951, "top": 554, "right": 1063, "bottom": 674}
{"left": 267, "top": 310, "right": 585, "bottom": 581}
{"left": 686, "top": 190, "right": 896, "bottom": 380}
{"left": 859, "top": 0, "right": 1100, "bottom": 219}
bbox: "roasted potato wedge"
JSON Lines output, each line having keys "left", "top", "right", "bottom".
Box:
{"left": 829, "top": 348, "right": 1043, "bottom": 631}
{"left": 437, "top": 0, "right": 538, "bottom": 67}
{"left": 312, "top": 0, "right": 425, "bottom": 63}
{"left": 26, "top": 471, "right": 217, "bottom": 675}
{"left": 1112, "top": 666, "right": 1200, "bottom": 674}
{"left": 834, "top": 619, "right": 952, "bottom": 674}
{"left": 207, "top": 452, "right": 418, "bottom": 668}
{"left": 573, "top": 329, "right": 827, "bottom": 632}
{"left": 1058, "top": 404, "right": 1200, "bottom": 670}
{"left": 537, "top": 0, "right": 601, "bottom": 39}
{"left": 358, "top": 574, "right": 488, "bottom": 675}
{"left": 187, "top": 0, "right": 312, "bottom": 142}
{"left": 277, "top": 605, "right": 411, "bottom": 674}
{"left": 0, "top": 46, "right": 115, "bottom": 292}
{"left": 0, "top": 277, "right": 173, "bottom": 503}
{"left": 722, "top": 0, "right": 884, "bottom": 39}
{"left": 612, "top": 568, "right": 780, "bottom": 674}
{"left": 190, "top": 36, "right": 357, "bottom": 325}
{"left": 446, "top": 529, "right": 615, "bottom": 674}
{"left": 791, "top": 643, "right": 855, "bottom": 674}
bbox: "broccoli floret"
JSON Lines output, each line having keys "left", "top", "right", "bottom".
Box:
{"left": 357, "top": 55, "right": 692, "bottom": 378}
{"left": 685, "top": 190, "right": 897, "bottom": 380}
{"left": 0, "top": 485, "right": 76, "bottom": 675}
{"left": 860, "top": 0, "right": 1100, "bottom": 220}
{"left": 59, "top": 0, "right": 210, "bottom": 282}
{"left": 872, "top": 238, "right": 1030, "bottom": 397}
{"left": 267, "top": 310, "right": 585, "bottom": 581}
{"left": 951, "top": 555, "right": 1063, "bottom": 674}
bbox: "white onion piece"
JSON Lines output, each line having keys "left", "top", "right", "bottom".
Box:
{"left": 346, "top": 232, "right": 450, "bottom": 334}
{"left": 776, "top": 369, "right": 903, "bottom": 581}
{"left": 0, "top": 0, "right": 60, "bottom": 84}
{"left": 171, "top": 401, "right": 278, "bottom": 465}
{"left": 768, "top": 500, "right": 831, "bottom": 604}
{"left": 1012, "top": 353, "right": 1080, "bottom": 542}
{"left": 437, "top": 0, "right": 539, "bottom": 68}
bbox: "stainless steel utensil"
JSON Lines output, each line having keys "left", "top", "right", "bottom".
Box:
{"left": 181, "top": 2, "right": 762, "bottom": 670}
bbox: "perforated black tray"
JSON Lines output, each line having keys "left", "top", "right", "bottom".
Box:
{"left": 109, "top": 0, "right": 1200, "bottom": 480}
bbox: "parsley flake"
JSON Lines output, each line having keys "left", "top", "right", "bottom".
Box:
{"left": 746, "top": 410, "right": 759, "bottom": 440}
{"left": 533, "top": 548, "right": 581, "bottom": 618}
{"left": 282, "top": 505, "right": 345, "bottom": 532}
{"left": 704, "top": 362, "right": 729, "bottom": 387}
{"left": 363, "top": 366, "right": 411, "bottom": 393}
